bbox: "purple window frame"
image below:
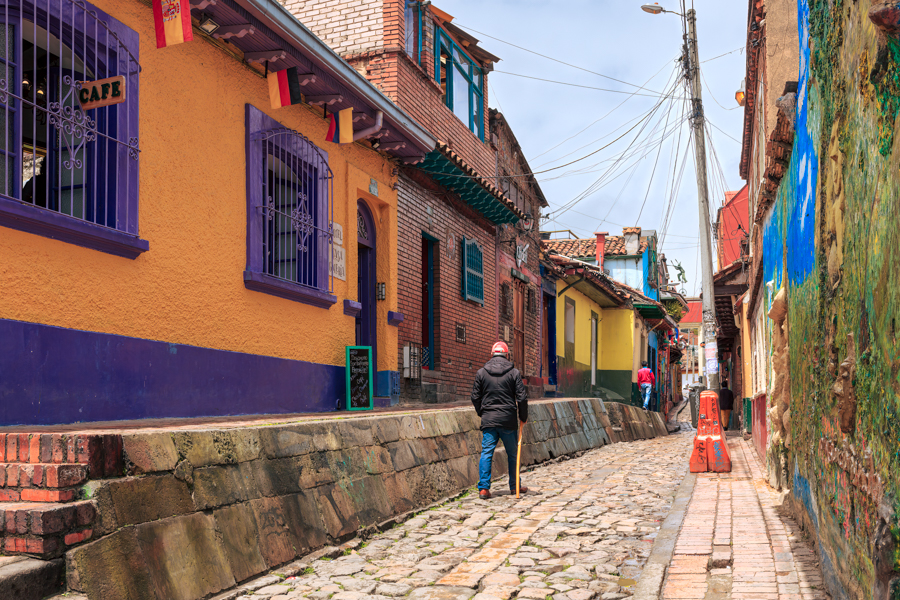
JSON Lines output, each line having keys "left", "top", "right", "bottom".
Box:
{"left": 244, "top": 104, "right": 336, "bottom": 308}
{"left": 0, "top": 0, "right": 145, "bottom": 259}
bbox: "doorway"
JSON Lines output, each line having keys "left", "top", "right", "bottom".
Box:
{"left": 513, "top": 280, "right": 525, "bottom": 373}
{"left": 356, "top": 202, "right": 377, "bottom": 368}
{"left": 421, "top": 235, "right": 436, "bottom": 370}
{"left": 590, "top": 311, "right": 598, "bottom": 387}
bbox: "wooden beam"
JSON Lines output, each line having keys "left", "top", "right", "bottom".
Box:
{"left": 212, "top": 24, "right": 256, "bottom": 40}
{"left": 714, "top": 284, "right": 748, "bottom": 296}
{"left": 244, "top": 50, "right": 287, "bottom": 64}
{"left": 306, "top": 94, "right": 343, "bottom": 106}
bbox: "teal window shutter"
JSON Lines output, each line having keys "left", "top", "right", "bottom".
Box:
{"left": 462, "top": 237, "right": 484, "bottom": 304}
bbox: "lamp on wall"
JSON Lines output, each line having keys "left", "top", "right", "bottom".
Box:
{"left": 376, "top": 282, "right": 386, "bottom": 301}
{"left": 198, "top": 14, "right": 220, "bottom": 34}
{"left": 735, "top": 78, "right": 746, "bottom": 107}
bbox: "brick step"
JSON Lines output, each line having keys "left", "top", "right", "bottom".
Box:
{"left": 0, "top": 433, "right": 123, "bottom": 478}
{"left": 0, "top": 500, "right": 95, "bottom": 559}
{"left": 1, "top": 464, "right": 88, "bottom": 490}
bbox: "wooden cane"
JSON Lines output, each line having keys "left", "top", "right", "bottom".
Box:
{"left": 516, "top": 422, "right": 523, "bottom": 498}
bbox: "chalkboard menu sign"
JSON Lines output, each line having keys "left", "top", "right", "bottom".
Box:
{"left": 346, "top": 346, "right": 373, "bottom": 411}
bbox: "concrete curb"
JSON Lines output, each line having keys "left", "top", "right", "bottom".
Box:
{"left": 632, "top": 445, "right": 697, "bottom": 600}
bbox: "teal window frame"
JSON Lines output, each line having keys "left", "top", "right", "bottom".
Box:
{"left": 435, "top": 28, "right": 484, "bottom": 141}
{"left": 462, "top": 236, "right": 484, "bottom": 305}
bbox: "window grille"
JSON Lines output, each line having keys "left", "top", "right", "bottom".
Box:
{"left": 461, "top": 236, "right": 484, "bottom": 304}
{"left": 245, "top": 105, "right": 335, "bottom": 307}
{"left": 500, "top": 281, "right": 510, "bottom": 320}
{"left": 527, "top": 286, "right": 537, "bottom": 315}
{"left": 0, "top": 0, "right": 141, "bottom": 248}
{"left": 456, "top": 322, "right": 466, "bottom": 343}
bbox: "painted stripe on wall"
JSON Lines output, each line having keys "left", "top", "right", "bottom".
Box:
{"left": 0, "top": 319, "right": 345, "bottom": 426}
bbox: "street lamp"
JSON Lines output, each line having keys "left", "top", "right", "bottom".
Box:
{"left": 641, "top": 3, "right": 683, "bottom": 16}
{"left": 640, "top": 3, "right": 720, "bottom": 392}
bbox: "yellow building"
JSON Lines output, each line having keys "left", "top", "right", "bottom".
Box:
{"left": 0, "top": 0, "right": 434, "bottom": 425}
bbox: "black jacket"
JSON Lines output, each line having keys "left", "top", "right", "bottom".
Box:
{"left": 718, "top": 388, "right": 735, "bottom": 410}
{"left": 471, "top": 357, "right": 528, "bottom": 430}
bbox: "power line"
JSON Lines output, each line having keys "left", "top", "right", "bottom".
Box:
{"left": 453, "top": 21, "right": 664, "bottom": 95}
{"left": 491, "top": 71, "right": 681, "bottom": 98}
{"left": 701, "top": 46, "right": 744, "bottom": 63}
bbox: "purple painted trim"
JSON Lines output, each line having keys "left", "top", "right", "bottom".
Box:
{"left": 343, "top": 300, "right": 362, "bottom": 317}
{"left": 0, "top": 196, "right": 149, "bottom": 259}
{"left": 0, "top": 318, "right": 343, "bottom": 426}
{"left": 387, "top": 311, "right": 404, "bottom": 326}
{"left": 244, "top": 271, "right": 337, "bottom": 308}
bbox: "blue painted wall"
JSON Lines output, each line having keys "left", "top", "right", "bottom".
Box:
{"left": 0, "top": 318, "right": 392, "bottom": 426}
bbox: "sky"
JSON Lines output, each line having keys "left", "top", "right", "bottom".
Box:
{"left": 439, "top": 0, "right": 750, "bottom": 296}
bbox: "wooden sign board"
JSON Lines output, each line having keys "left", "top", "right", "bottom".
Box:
{"left": 346, "top": 346, "right": 373, "bottom": 411}
{"left": 79, "top": 76, "right": 126, "bottom": 110}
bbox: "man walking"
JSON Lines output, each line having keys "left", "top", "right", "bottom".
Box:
{"left": 638, "top": 361, "right": 656, "bottom": 410}
{"left": 471, "top": 341, "right": 528, "bottom": 499}
{"left": 718, "top": 380, "right": 735, "bottom": 431}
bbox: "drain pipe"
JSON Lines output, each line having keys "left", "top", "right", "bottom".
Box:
{"left": 354, "top": 111, "right": 384, "bottom": 142}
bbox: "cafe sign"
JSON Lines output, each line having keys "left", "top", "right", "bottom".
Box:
{"left": 78, "top": 76, "right": 126, "bottom": 110}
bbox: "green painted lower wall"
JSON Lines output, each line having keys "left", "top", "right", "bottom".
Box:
{"left": 597, "top": 370, "right": 633, "bottom": 404}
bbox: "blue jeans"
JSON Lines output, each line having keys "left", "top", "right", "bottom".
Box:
{"left": 478, "top": 427, "right": 518, "bottom": 491}
{"left": 640, "top": 383, "right": 652, "bottom": 409}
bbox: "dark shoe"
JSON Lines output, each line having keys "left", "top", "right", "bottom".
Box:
{"left": 479, "top": 489, "right": 491, "bottom": 500}
{"left": 511, "top": 486, "right": 528, "bottom": 494}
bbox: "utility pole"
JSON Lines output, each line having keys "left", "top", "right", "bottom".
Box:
{"left": 684, "top": 8, "right": 720, "bottom": 392}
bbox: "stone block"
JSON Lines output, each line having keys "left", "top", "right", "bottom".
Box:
{"left": 258, "top": 426, "right": 313, "bottom": 459}
{"left": 337, "top": 420, "right": 376, "bottom": 447}
{"left": 363, "top": 445, "right": 394, "bottom": 475}
{"left": 381, "top": 471, "right": 415, "bottom": 514}
{"left": 107, "top": 475, "right": 193, "bottom": 526}
{"left": 123, "top": 433, "right": 179, "bottom": 474}
{"left": 346, "top": 476, "right": 394, "bottom": 527}
{"left": 172, "top": 430, "right": 260, "bottom": 468}
{"left": 136, "top": 513, "right": 235, "bottom": 600}
{"left": 315, "top": 483, "right": 361, "bottom": 540}
{"left": 434, "top": 432, "right": 469, "bottom": 460}
{"left": 281, "top": 491, "right": 328, "bottom": 553}
{"left": 67, "top": 526, "right": 155, "bottom": 600}
{"left": 0, "top": 556, "right": 64, "bottom": 600}
{"left": 297, "top": 452, "right": 336, "bottom": 488}
{"left": 325, "top": 447, "right": 369, "bottom": 482}
{"left": 372, "top": 417, "right": 401, "bottom": 444}
{"left": 386, "top": 440, "right": 420, "bottom": 472}
{"left": 213, "top": 503, "right": 267, "bottom": 583}
{"left": 247, "top": 457, "right": 303, "bottom": 498}
{"left": 445, "top": 456, "right": 477, "bottom": 491}
{"left": 249, "top": 497, "right": 299, "bottom": 568}
{"left": 192, "top": 465, "right": 256, "bottom": 511}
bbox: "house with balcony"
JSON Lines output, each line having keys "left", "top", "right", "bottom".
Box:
{"left": 287, "top": 0, "right": 533, "bottom": 403}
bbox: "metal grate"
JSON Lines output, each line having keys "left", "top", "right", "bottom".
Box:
{"left": 0, "top": 0, "right": 140, "bottom": 232}
{"left": 461, "top": 237, "right": 484, "bottom": 304}
{"left": 500, "top": 282, "right": 510, "bottom": 320}
{"left": 256, "top": 128, "right": 334, "bottom": 293}
{"left": 455, "top": 322, "right": 466, "bottom": 343}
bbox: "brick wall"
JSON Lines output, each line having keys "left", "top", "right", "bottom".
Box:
{"left": 396, "top": 171, "right": 498, "bottom": 403}
{"left": 284, "top": 0, "right": 385, "bottom": 56}
{"left": 287, "top": 0, "right": 497, "bottom": 179}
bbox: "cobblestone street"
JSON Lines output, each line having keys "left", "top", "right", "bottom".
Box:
{"left": 230, "top": 431, "right": 696, "bottom": 600}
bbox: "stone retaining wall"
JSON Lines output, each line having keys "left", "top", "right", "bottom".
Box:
{"left": 66, "top": 399, "right": 666, "bottom": 600}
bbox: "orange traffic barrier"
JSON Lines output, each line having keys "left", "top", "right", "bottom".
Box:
{"left": 689, "top": 390, "right": 732, "bottom": 473}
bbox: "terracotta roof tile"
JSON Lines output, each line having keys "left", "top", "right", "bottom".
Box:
{"left": 543, "top": 236, "right": 649, "bottom": 258}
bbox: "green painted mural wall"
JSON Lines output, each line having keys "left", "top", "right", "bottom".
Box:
{"left": 776, "top": 1, "right": 900, "bottom": 598}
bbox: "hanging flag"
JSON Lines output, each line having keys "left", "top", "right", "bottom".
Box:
{"left": 267, "top": 67, "right": 304, "bottom": 109}
{"left": 326, "top": 107, "right": 354, "bottom": 144}
{"left": 153, "top": 0, "right": 193, "bottom": 49}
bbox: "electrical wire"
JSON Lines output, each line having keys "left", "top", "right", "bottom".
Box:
{"left": 452, "top": 21, "right": 664, "bottom": 94}
{"left": 491, "top": 71, "right": 681, "bottom": 98}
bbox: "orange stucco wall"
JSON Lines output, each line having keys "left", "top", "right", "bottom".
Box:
{"left": 0, "top": 0, "right": 400, "bottom": 371}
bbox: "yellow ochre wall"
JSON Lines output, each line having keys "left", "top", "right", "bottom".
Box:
{"left": 599, "top": 308, "right": 634, "bottom": 373}
{"left": 0, "top": 0, "right": 399, "bottom": 371}
{"left": 555, "top": 282, "right": 602, "bottom": 368}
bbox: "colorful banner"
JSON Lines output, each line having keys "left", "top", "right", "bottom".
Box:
{"left": 267, "top": 67, "right": 305, "bottom": 109}
{"left": 326, "top": 108, "right": 354, "bottom": 144}
{"left": 153, "top": 0, "right": 193, "bottom": 49}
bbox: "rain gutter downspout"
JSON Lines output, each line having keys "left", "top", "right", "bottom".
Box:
{"left": 353, "top": 111, "right": 383, "bottom": 141}
{"left": 236, "top": 0, "right": 436, "bottom": 152}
